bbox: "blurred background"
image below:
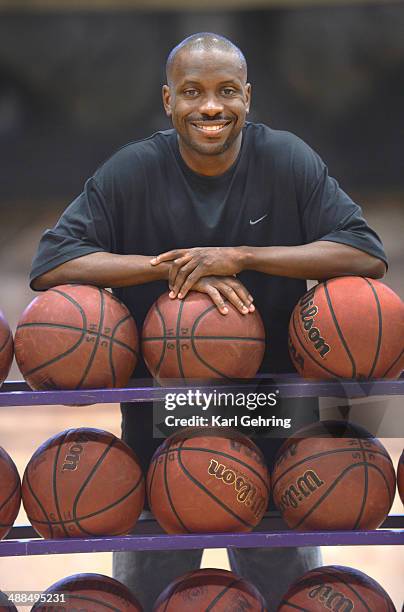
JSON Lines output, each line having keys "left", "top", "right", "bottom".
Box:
{"left": 0, "top": 0, "right": 403, "bottom": 609}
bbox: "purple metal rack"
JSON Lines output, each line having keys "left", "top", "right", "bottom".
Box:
{"left": 0, "top": 375, "right": 403, "bottom": 556}
{"left": 1, "top": 514, "right": 403, "bottom": 557}
{"left": 1, "top": 374, "right": 404, "bottom": 406}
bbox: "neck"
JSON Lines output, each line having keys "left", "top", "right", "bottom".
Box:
{"left": 178, "top": 132, "right": 242, "bottom": 176}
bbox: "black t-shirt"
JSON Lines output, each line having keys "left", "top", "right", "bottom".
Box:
{"left": 30, "top": 122, "right": 387, "bottom": 377}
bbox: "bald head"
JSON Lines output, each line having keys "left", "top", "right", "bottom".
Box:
{"left": 166, "top": 32, "right": 247, "bottom": 86}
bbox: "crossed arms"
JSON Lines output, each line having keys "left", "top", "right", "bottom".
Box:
{"left": 32, "top": 242, "right": 385, "bottom": 315}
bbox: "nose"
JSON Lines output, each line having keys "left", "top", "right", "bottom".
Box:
{"left": 198, "top": 93, "right": 224, "bottom": 116}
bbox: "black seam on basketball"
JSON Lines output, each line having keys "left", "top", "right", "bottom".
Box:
{"left": 72, "top": 437, "right": 119, "bottom": 532}
{"left": 147, "top": 454, "right": 159, "bottom": 504}
{"left": 272, "top": 445, "right": 390, "bottom": 489}
{"left": 382, "top": 346, "right": 404, "bottom": 377}
{"left": 142, "top": 335, "right": 265, "bottom": 342}
{"left": 31, "top": 465, "right": 144, "bottom": 530}
{"left": 290, "top": 462, "right": 391, "bottom": 530}
{"left": 57, "top": 593, "right": 124, "bottom": 612}
{"left": 24, "top": 469, "right": 54, "bottom": 537}
{"left": 176, "top": 299, "right": 186, "bottom": 380}
{"left": 190, "top": 334, "right": 234, "bottom": 379}
{"left": 160, "top": 576, "right": 184, "bottom": 612}
{"left": 353, "top": 438, "right": 369, "bottom": 529}
{"left": 364, "top": 278, "right": 383, "bottom": 378}
{"left": 0, "top": 329, "right": 11, "bottom": 354}
{"left": 189, "top": 302, "right": 233, "bottom": 378}
{"left": 17, "top": 324, "right": 137, "bottom": 356}
{"left": 291, "top": 310, "right": 343, "bottom": 377}
{"left": 316, "top": 568, "right": 374, "bottom": 611}
{"left": 278, "top": 602, "right": 311, "bottom": 611}
{"left": 76, "top": 286, "right": 105, "bottom": 388}
{"left": 154, "top": 445, "right": 270, "bottom": 494}
{"left": 324, "top": 280, "right": 356, "bottom": 377}
{"left": 191, "top": 300, "right": 262, "bottom": 379}
{"left": 205, "top": 578, "right": 243, "bottom": 610}
{"left": 53, "top": 430, "right": 71, "bottom": 537}
{"left": 162, "top": 438, "right": 190, "bottom": 532}
{"left": 364, "top": 462, "right": 394, "bottom": 508}
{"left": 22, "top": 327, "right": 87, "bottom": 377}
{"left": 109, "top": 314, "right": 139, "bottom": 386}
{"left": 111, "top": 313, "right": 139, "bottom": 358}
{"left": 0, "top": 478, "right": 19, "bottom": 514}
{"left": 154, "top": 297, "right": 168, "bottom": 376}
{"left": 176, "top": 440, "right": 255, "bottom": 529}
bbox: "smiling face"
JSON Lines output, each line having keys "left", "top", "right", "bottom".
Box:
{"left": 162, "top": 46, "right": 251, "bottom": 175}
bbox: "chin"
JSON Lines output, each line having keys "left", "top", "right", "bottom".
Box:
{"left": 189, "top": 139, "right": 232, "bottom": 156}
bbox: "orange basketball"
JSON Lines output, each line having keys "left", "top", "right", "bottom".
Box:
{"left": 398, "top": 450, "right": 404, "bottom": 505}
{"left": 22, "top": 428, "right": 145, "bottom": 538}
{"left": 0, "top": 446, "right": 21, "bottom": 539}
{"left": 15, "top": 284, "right": 138, "bottom": 390}
{"left": 272, "top": 421, "right": 396, "bottom": 530}
{"left": 32, "top": 573, "right": 142, "bottom": 611}
{"left": 142, "top": 291, "right": 265, "bottom": 383}
{"left": 0, "top": 309, "right": 13, "bottom": 387}
{"left": 288, "top": 277, "right": 404, "bottom": 380}
{"left": 278, "top": 565, "right": 396, "bottom": 611}
{"left": 153, "top": 568, "right": 267, "bottom": 611}
{"left": 147, "top": 428, "right": 270, "bottom": 533}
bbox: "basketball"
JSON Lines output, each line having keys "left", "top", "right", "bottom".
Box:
{"left": 147, "top": 427, "right": 270, "bottom": 533}
{"left": 142, "top": 291, "right": 265, "bottom": 383}
{"left": 153, "top": 568, "right": 267, "bottom": 611}
{"left": 288, "top": 276, "right": 404, "bottom": 380}
{"left": 278, "top": 565, "right": 396, "bottom": 611}
{"left": 22, "top": 428, "right": 145, "bottom": 538}
{"left": 0, "top": 447, "right": 21, "bottom": 540}
{"left": 398, "top": 450, "right": 404, "bottom": 505}
{"left": 0, "top": 590, "right": 17, "bottom": 611}
{"left": 0, "top": 309, "right": 13, "bottom": 387}
{"left": 31, "top": 573, "right": 142, "bottom": 611}
{"left": 14, "top": 284, "right": 138, "bottom": 390}
{"left": 272, "top": 421, "right": 396, "bottom": 530}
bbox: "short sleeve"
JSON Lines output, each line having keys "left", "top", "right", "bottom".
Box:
{"left": 293, "top": 139, "right": 388, "bottom": 268}
{"left": 30, "top": 176, "right": 116, "bottom": 288}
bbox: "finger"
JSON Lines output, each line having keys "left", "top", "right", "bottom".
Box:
{"left": 216, "top": 283, "right": 249, "bottom": 314}
{"left": 222, "top": 278, "right": 255, "bottom": 310}
{"left": 205, "top": 286, "right": 229, "bottom": 315}
{"left": 177, "top": 267, "right": 204, "bottom": 299}
{"left": 169, "top": 260, "right": 199, "bottom": 297}
{"left": 168, "top": 255, "right": 193, "bottom": 294}
{"left": 151, "top": 249, "right": 183, "bottom": 265}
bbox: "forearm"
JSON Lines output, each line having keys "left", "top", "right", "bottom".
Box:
{"left": 241, "top": 241, "right": 386, "bottom": 280}
{"left": 31, "top": 251, "right": 170, "bottom": 290}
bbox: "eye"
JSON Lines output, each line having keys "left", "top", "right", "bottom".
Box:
{"left": 222, "top": 87, "right": 237, "bottom": 96}
{"left": 183, "top": 88, "right": 199, "bottom": 97}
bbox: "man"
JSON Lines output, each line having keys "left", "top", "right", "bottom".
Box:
{"left": 30, "top": 33, "right": 387, "bottom": 610}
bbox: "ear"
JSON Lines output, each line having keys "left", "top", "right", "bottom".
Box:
{"left": 162, "top": 85, "right": 172, "bottom": 117}
{"left": 245, "top": 83, "right": 252, "bottom": 114}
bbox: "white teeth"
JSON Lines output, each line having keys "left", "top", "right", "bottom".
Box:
{"left": 193, "top": 123, "right": 229, "bottom": 131}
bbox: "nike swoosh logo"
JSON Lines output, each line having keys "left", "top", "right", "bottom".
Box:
{"left": 249, "top": 214, "right": 268, "bottom": 225}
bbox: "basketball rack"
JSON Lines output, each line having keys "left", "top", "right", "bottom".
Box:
{"left": 0, "top": 374, "right": 403, "bottom": 557}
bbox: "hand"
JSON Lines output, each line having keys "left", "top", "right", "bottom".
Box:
{"left": 150, "top": 246, "right": 245, "bottom": 298}
{"left": 181, "top": 276, "right": 255, "bottom": 316}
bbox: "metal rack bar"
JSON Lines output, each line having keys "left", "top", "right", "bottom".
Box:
{"left": 1, "top": 529, "right": 403, "bottom": 557}
{"left": 1, "top": 375, "right": 404, "bottom": 406}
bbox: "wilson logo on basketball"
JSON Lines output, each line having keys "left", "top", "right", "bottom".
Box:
{"left": 208, "top": 459, "right": 266, "bottom": 518}
{"left": 299, "top": 288, "right": 330, "bottom": 358}
{"left": 279, "top": 469, "right": 324, "bottom": 511}
{"left": 62, "top": 443, "right": 84, "bottom": 471}
{"left": 307, "top": 584, "right": 354, "bottom": 611}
